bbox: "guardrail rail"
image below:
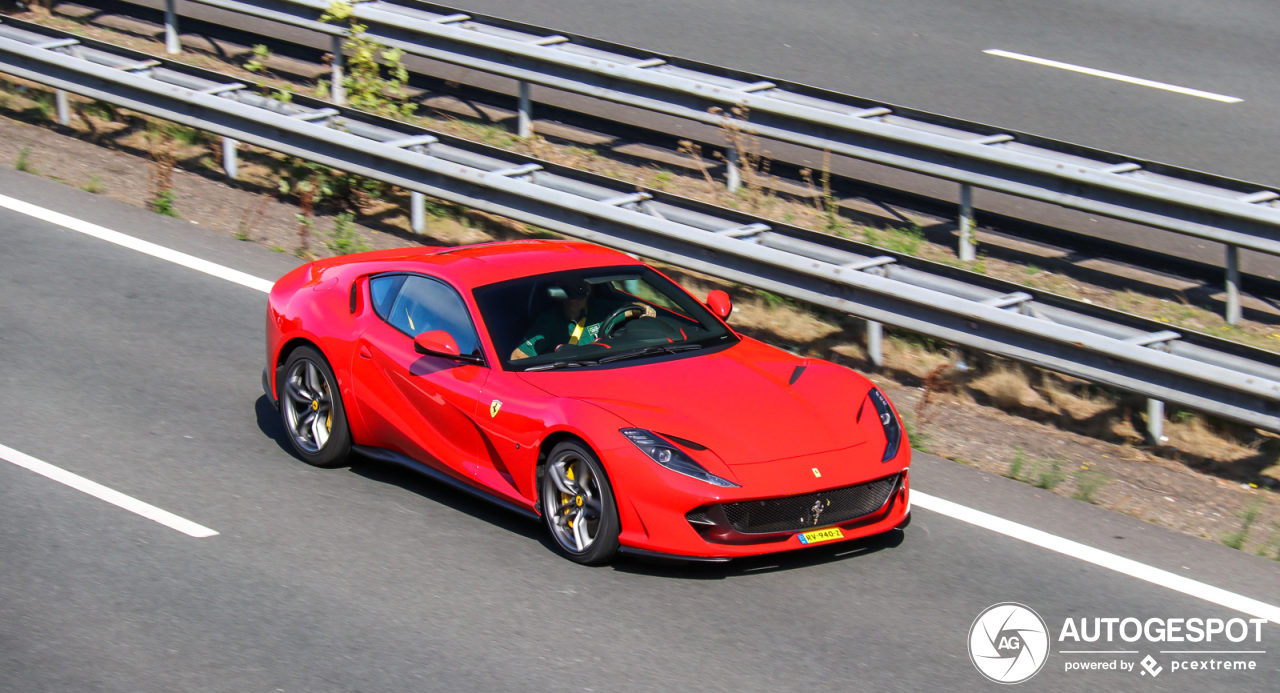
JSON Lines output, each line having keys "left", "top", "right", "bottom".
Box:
{"left": 131, "top": 0, "right": 1280, "bottom": 326}
{"left": 3, "top": 18, "right": 1280, "bottom": 441}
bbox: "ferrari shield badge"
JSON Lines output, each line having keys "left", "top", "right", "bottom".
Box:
{"left": 490, "top": 399, "right": 503, "bottom": 418}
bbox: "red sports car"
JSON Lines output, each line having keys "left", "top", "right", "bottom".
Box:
{"left": 264, "top": 240, "right": 911, "bottom": 564}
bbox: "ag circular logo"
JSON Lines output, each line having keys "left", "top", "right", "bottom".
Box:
{"left": 968, "top": 602, "right": 1050, "bottom": 684}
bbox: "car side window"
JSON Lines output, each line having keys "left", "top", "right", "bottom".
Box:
{"left": 372, "top": 274, "right": 482, "bottom": 356}
{"left": 369, "top": 274, "right": 406, "bottom": 320}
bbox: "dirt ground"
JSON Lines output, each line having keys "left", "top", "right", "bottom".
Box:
{"left": 2, "top": 78, "right": 1279, "bottom": 561}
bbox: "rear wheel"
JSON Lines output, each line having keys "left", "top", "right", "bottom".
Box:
{"left": 539, "top": 441, "right": 620, "bottom": 565}
{"left": 279, "top": 346, "right": 352, "bottom": 468}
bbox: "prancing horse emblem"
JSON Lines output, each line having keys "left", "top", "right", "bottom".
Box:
{"left": 489, "top": 399, "right": 503, "bottom": 417}
{"left": 810, "top": 499, "right": 829, "bottom": 526}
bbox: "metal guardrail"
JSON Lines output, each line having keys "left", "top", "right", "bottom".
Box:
{"left": 3, "top": 21, "right": 1280, "bottom": 438}
{"left": 144, "top": 0, "right": 1280, "bottom": 326}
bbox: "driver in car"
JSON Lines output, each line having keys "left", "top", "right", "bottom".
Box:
{"left": 510, "top": 280, "right": 656, "bottom": 360}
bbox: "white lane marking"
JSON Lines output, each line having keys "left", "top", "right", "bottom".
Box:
{"left": 0, "top": 193, "right": 274, "bottom": 293}
{"left": 984, "top": 49, "right": 1243, "bottom": 103}
{"left": 5, "top": 196, "right": 1278, "bottom": 621}
{"left": 915, "top": 491, "right": 1280, "bottom": 624}
{"left": 0, "top": 443, "right": 218, "bottom": 538}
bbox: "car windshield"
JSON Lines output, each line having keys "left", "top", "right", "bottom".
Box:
{"left": 473, "top": 266, "right": 737, "bottom": 371}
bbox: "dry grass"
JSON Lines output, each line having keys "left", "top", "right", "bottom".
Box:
{"left": 1165, "top": 414, "right": 1258, "bottom": 461}
{"left": 1042, "top": 377, "right": 1116, "bottom": 422}
{"left": 882, "top": 336, "right": 952, "bottom": 379}
{"left": 970, "top": 366, "right": 1042, "bottom": 411}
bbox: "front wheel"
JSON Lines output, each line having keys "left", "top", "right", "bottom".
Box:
{"left": 539, "top": 441, "right": 620, "bottom": 565}
{"left": 279, "top": 346, "right": 352, "bottom": 468}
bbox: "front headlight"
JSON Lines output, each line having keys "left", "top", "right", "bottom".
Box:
{"left": 620, "top": 428, "right": 739, "bottom": 487}
{"left": 866, "top": 388, "right": 903, "bottom": 462}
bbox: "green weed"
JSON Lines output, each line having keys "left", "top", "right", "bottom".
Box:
{"left": 1007, "top": 446, "right": 1027, "bottom": 480}
{"left": 321, "top": 2, "right": 417, "bottom": 119}
{"left": 758, "top": 290, "right": 794, "bottom": 309}
{"left": 1035, "top": 456, "right": 1067, "bottom": 490}
{"left": 1222, "top": 499, "right": 1262, "bottom": 550}
{"left": 15, "top": 146, "right": 35, "bottom": 174}
{"left": 162, "top": 122, "right": 208, "bottom": 146}
{"left": 902, "top": 413, "right": 932, "bottom": 454}
{"left": 80, "top": 100, "right": 117, "bottom": 121}
{"left": 28, "top": 91, "right": 55, "bottom": 121}
{"left": 244, "top": 44, "right": 272, "bottom": 74}
{"left": 1171, "top": 409, "right": 1197, "bottom": 424}
{"left": 422, "top": 198, "right": 453, "bottom": 219}
{"left": 881, "top": 224, "right": 924, "bottom": 255}
{"left": 1071, "top": 467, "right": 1108, "bottom": 503}
{"left": 150, "top": 189, "right": 179, "bottom": 217}
{"left": 525, "top": 225, "right": 560, "bottom": 239}
{"left": 81, "top": 175, "right": 103, "bottom": 194}
{"left": 324, "top": 212, "right": 372, "bottom": 255}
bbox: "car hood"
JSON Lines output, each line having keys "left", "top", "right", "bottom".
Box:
{"left": 518, "top": 340, "right": 873, "bottom": 465}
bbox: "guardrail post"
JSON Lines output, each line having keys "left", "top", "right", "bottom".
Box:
{"left": 54, "top": 89, "right": 70, "bottom": 125}
{"left": 958, "top": 183, "right": 976, "bottom": 262}
{"left": 329, "top": 35, "right": 346, "bottom": 106}
{"left": 1146, "top": 398, "right": 1166, "bottom": 444}
{"left": 725, "top": 145, "right": 741, "bottom": 193}
{"left": 164, "top": 0, "right": 181, "bottom": 55}
{"left": 411, "top": 192, "right": 426, "bottom": 233}
{"left": 222, "top": 136, "right": 238, "bottom": 179}
{"left": 517, "top": 81, "right": 532, "bottom": 138}
{"left": 866, "top": 320, "right": 883, "bottom": 367}
{"left": 1225, "top": 245, "right": 1242, "bottom": 325}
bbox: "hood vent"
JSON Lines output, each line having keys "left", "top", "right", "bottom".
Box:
{"left": 789, "top": 365, "right": 807, "bottom": 386}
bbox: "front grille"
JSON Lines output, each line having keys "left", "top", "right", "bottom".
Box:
{"left": 707, "top": 474, "right": 899, "bottom": 534}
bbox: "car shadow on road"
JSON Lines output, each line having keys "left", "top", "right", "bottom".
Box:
{"left": 613, "top": 528, "right": 906, "bottom": 580}
{"left": 348, "top": 457, "right": 547, "bottom": 543}
{"left": 256, "top": 395, "right": 545, "bottom": 543}
{"left": 255, "top": 395, "right": 294, "bottom": 456}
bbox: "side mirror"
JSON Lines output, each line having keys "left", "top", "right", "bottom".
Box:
{"left": 414, "top": 330, "right": 482, "bottom": 364}
{"left": 705, "top": 290, "right": 732, "bottom": 320}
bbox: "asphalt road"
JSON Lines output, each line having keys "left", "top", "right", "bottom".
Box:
{"left": 2, "top": 170, "right": 1279, "bottom": 691}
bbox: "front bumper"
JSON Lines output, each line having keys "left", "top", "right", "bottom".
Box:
{"left": 612, "top": 442, "right": 911, "bottom": 559}
{"left": 262, "top": 366, "right": 278, "bottom": 409}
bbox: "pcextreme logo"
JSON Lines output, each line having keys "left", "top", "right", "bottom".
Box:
{"left": 968, "top": 603, "right": 1271, "bottom": 684}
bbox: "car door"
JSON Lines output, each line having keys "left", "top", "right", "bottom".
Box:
{"left": 351, "top": 273, "right": 490, "bottom": 483}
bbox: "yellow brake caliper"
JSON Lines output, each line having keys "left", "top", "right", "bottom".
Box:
{"left": 563, "top": 463, "right": 575, "bottom": 528}
{"left": 323, "top": 382, "right": 332, "bottom": 432}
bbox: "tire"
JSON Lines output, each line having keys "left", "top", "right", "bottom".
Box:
{"left": 278, "top": 346, "right": 352, "bottom": 468}
{"left": 539, "top": 440, "right": 620, "bottom": 565}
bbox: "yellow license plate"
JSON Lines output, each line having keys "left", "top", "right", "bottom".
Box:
{"left": 797, "top": 527, "right": 843, "bottom": 545}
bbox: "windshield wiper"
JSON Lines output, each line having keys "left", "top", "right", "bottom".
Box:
{"left": 597, "top": 343, "right": 702, "bottom": 364}
{"left": 523, "top": 358, "right": 600, "bottom": 371}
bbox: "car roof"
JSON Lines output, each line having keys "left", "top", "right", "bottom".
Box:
{"left": 333, "top": 240, "right": 644, "bottom": 287}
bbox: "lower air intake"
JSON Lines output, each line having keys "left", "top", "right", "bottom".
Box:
{"left": 713, "top": 474, "right": 898, "bottom": 534}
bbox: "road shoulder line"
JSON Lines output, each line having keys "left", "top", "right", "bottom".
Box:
{"left": 0, "top": 442, "right": 218, "bottom": 538}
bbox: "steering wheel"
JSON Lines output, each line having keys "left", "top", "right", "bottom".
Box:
{"left": 599, "top": 303, "right": 656, "bottom": 338}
